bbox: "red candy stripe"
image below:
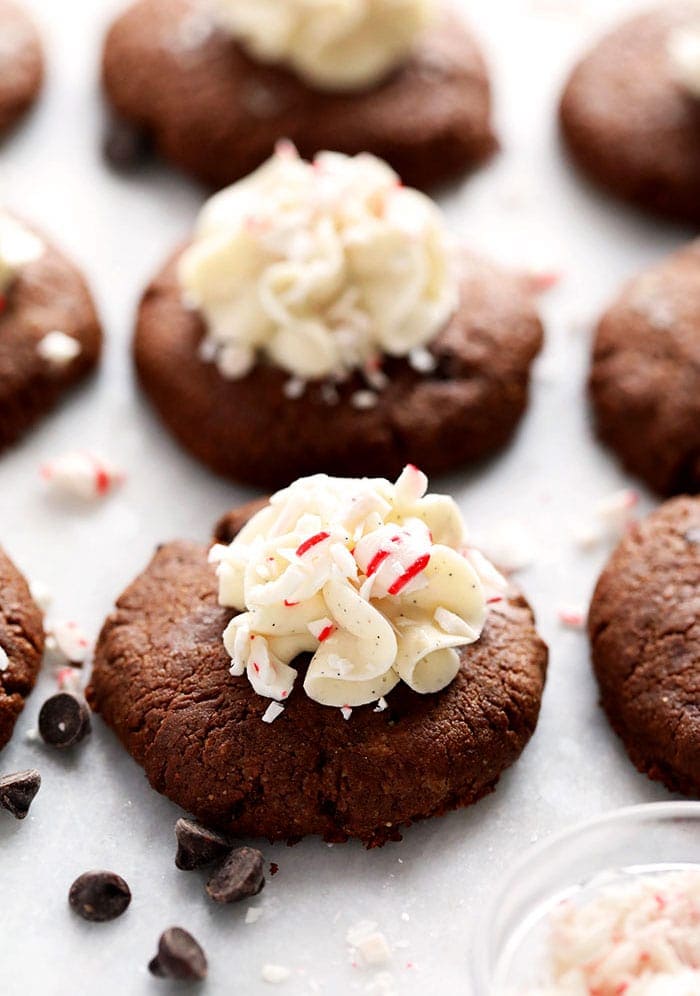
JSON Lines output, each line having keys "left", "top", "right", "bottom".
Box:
{"left": 365, "top": 549, "right": 390, "bottom": 577}
{"left": 317, "top": 624, "right": 335, "bottom": 642}
{"left": 387, "top": 554, "right": 430, "bottom": 595}
{"left": 296, "top": 531, "right": 330, "bottom": 557}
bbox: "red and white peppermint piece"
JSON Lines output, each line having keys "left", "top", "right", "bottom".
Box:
{"left": 340, "top": 706, "right": 352, "bottom": 721}
{"left": 56, "top": 666, "right": 83, "bottom": 694}
{"left": 262, "top": 701, "right": 285, "bottom": 724}
{"left": 45, "top": 620, "right": 91, "bottom": 666}
{"left": 40, "top": 451, "right": 125, "bottom": 500}
{"left": 307, "top": 617, "right": 336, "bottom": 642}
{"left": 558, "top": 606, "right": 586, "bottom": 630}
{"left": 595, "top": 488, "right": 639, "bottom": 538}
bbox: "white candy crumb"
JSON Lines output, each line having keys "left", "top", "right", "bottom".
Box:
{"left": 400, "top": 912, "right": 410, "bottom": 922}
{"left": 262, "top": 702, "right": 285, "bottom": 724}
{"left": 572, "top": 520, "right": 604, "bottom": 551}
{"left": 36, "top": 330, "right": 81, "bottom": 367}
{"left": 261, "top": 964, "right": 291, "bottom": 984}
{"left": 340, "top": 706, "right": 352, "bottom": 721}
{"left": 24, "top": 727, "right": 40, "bottom": 744}
{"left": 29, "top": 580, "right": 53, "bottom": 612}
{"left": 283, "top": 377, "right": 306, "bottom": 400}
{"left": 245, "top": 907, "right": 263, "bottom": 924}
{"left": 198, "top": 337, "right": 218, "bottom": 363}
{"left": 408, "top": 346, "right": 437, "bottom": 374}
{"left": 45, "top": 620, "right": 91, "bottom": 666}
{"left": 374, "top": 697, "right": 388, "bottom": 712}
{"left": 472, "top": 519, "right": 537, "bottom": 573}
{"left": 347, "top": 921, "right": 392, "bottom": 966}
{"left": 557, "top": 606, "right": 586, "bottom": 630}
{"left": 595, "top": 488, "right": 639, "bottom": 537}
{"left": 0, "top": 646, "right": 8, "bottom": 671}
{"left": 40, "top": 451, "right": 124, "bottom": 501}
{"left": 351, "top": 390, "right": 378, "bottom": 410}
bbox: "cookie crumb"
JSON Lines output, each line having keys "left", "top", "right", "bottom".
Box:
{"left": 261, "top": 964, "right": 291, "bottom": 984}
{"left": 262, "top": 702, "right": 285, "bottom": 724}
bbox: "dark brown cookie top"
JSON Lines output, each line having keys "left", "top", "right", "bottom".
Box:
{"left": 0, "top": 225, "right": 102, "bottom": 453}
{"left": 88, "top": 524, "right": 547, "bottom": 846}
{"left": 102, "top": 0, "right": 496, "bottom": 190}
{"left": 589, "top": 240, "right": 700, "bottom": 496}
{"left": 134, "top": 248, "right": 543, "bottom": 488}
{"left": 560, "top": 2, "right": 700, "bottom": 223}
{"left": 0, "top": 0, "right": 43, "bottom": 136}
{"left": 0, "top": 546, "right": 44, "bottom": 751}
{"left": 589, "top": 496, "right": 700, "bottom": 796}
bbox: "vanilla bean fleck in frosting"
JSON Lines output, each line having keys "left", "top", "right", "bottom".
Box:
{"left": 212, "top": 0, "right": 433, "bottom": 92}
{"left": 178, "top": 144, "right": 458, "bottom": 386}
{"left": 0, "top": 213, "right": 43, "bottom": 296}
{"left": 210, "top": 465, "right": 507, "bottom": 708}
{"left": 669, "top": 25, "right": 700, "bottom": 99}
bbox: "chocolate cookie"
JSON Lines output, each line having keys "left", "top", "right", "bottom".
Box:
{"left": 560, "top": 2, "right": 700, "bottom": 224}
{"left": 101, "top": 0, "right": 496, "bottom": 190}
{"left": 0, "top": 547, "right": 44, "bottom": 750}
{"left": 589, "top": 497, "right": 700, "bottom": 796}
{"left": 589, "top": 241, "right": 700, "bottom": 496}
{"left": 135, "top": 250, "right": 543, "bottom": 488}
{"left": 88, "top": 501, "right": 548, "bottom": 846}
{"left": 0, "top": 227, "right": 102, "bottom": 453}
{"left": 0, "top": 1, "right": 43, "bottom": 137}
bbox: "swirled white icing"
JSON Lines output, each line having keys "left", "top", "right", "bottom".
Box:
{"left": 213, "top": 0, "right": 433, "bottom": 92}
{"left": 178, "top": 144, "right": 457, "bottom": 385}
{"left": 210, "top": 465, "right": 506, "bottom": 709}
{"left": 0, "top": 213, "right": 43, "bottom": 294}
{"left": 669, "top": 26, "right": 700, "bottom": 98}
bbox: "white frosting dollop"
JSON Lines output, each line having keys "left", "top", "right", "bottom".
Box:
{"left": 669, "top": 26, "right": 700, "bottom": 99}
{"left": 0, "top": 213, "right": 43, "bottom": 295}
{"left": 211, "top": 465, "right": 504, "bottom": 708}
{"left": 213, "top": 0, "right": 433, "bottom": 92}
{"left": 529, "top": 870, "right": 700, "bottom": 995}
{"left": 179, "top": 145, "right": 458, "bottom": 385}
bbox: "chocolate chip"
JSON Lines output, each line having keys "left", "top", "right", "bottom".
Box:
{"left": 0, "top": 769, "right": 41, "bottom": 819}
{"left": 38, "top": 692, "right": 91, "bottom": 748}
{"left": 149, "top": 927, "right": 207, "bottom": 982}
{"left": 103, "top": 118, "right": 152, "bottom": 171}
{"left": 206, "top": 846, "right": 265, "bottom": 904}
{"left": 69, "top": 871, "right": 131, "bottom": 922}
{"left": 175, "top": 818, "right": 232, "bottom": 870}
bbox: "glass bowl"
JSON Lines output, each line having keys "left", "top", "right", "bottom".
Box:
{"left": 470, "top": 801, "right": 700, "bottom": 994}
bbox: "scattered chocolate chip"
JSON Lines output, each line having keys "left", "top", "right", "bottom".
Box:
{"left": 103, "top": 117, "right": 152, "bottom": 171}
{"left": 175, "top": 818, "right": 232, "bottom": 870}
{"left": 149, "top": 927, "right": 207, "bottom": 982}
{"left": 0, "top": 769, "right": 41, "bottom": 819}
{"left": 206, "top": 846, "right": 265, "bottom": 904}
{"left": 270, "top": 862, "right": 279, "bottom": 877}
{"left": 38, "top": 692, "right": 91, "bottom": 748}
{"left": 69, "top": 871, "right": 131, "bottom": 922}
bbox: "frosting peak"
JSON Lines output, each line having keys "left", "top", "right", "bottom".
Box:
{"left": 213, "top": 0, "right": 433, "bottom": 92}
{"left": 179, "top": 145, "right": 458, "bottom": 385}
{"left": 211, "top": 466, "right": 505, "bottom": 709}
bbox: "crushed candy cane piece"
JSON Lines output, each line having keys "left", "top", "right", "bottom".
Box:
{"left": 40, "top": 451, "right": 125, "bottom": 501}
{"left": 262, "top": 701, "right": 285, "bottom": 724}
{"left": 558, "top": 606, "right": 586, "bottom": 629}
{"left": 408, "top": 346, "right": 437, "bottom": 373}
{"left": 245, "top": 907, "right": 263, "bottom": 924}
{"left": 524, "top": 268, "right": 562, "bottom": 294}
{"left": 351, "top": 390, "right": 378, "bottom": 410}
{"left": 261, "top": 964, "right": 291, "bottom": 984}
{"left": 56, "top": 666, "right": 83, "bottom": 693}
{"left": 307, "top": 617, "right": 336, "bottom": 642}
{"left": 347, "top": 921, "right": 392, "bottom": 967}
{"left": 595, "top": 488, "right": 639, "bottom": 537}
{"left": 0, "top": 646, "right": 8, "bottom": 671}
{"left": 340, "top": 706, "right": 352, "bottom": 721}
{"left": 36, "top": 330, "right": 81, "bottom": 367}
{"left": 374, "top": 697, "right": 388, "bottom": 712}
{"left": 365, "top": 972, "right": 397, "bottom": 996}
{"left": 45, "top": 620, "right": 91, "bottom": 666}
{"left": 283, "top": 377, "right": 306, "bottom": 400}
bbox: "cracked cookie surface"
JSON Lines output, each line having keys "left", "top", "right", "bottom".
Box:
{"left": 589, "top": 496, "right": 700, "bottom": 795}
{"left": 134, "top": 249, "right": 543, "bottom": 488}
{"left": 589, "top": 241, "right": 700, "bottom": 496}
{"left": 0, "top": 547, "right": 44, "bottom": 750}
{"left": 88, "top": 502, "right": 548, "bottom": 846}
